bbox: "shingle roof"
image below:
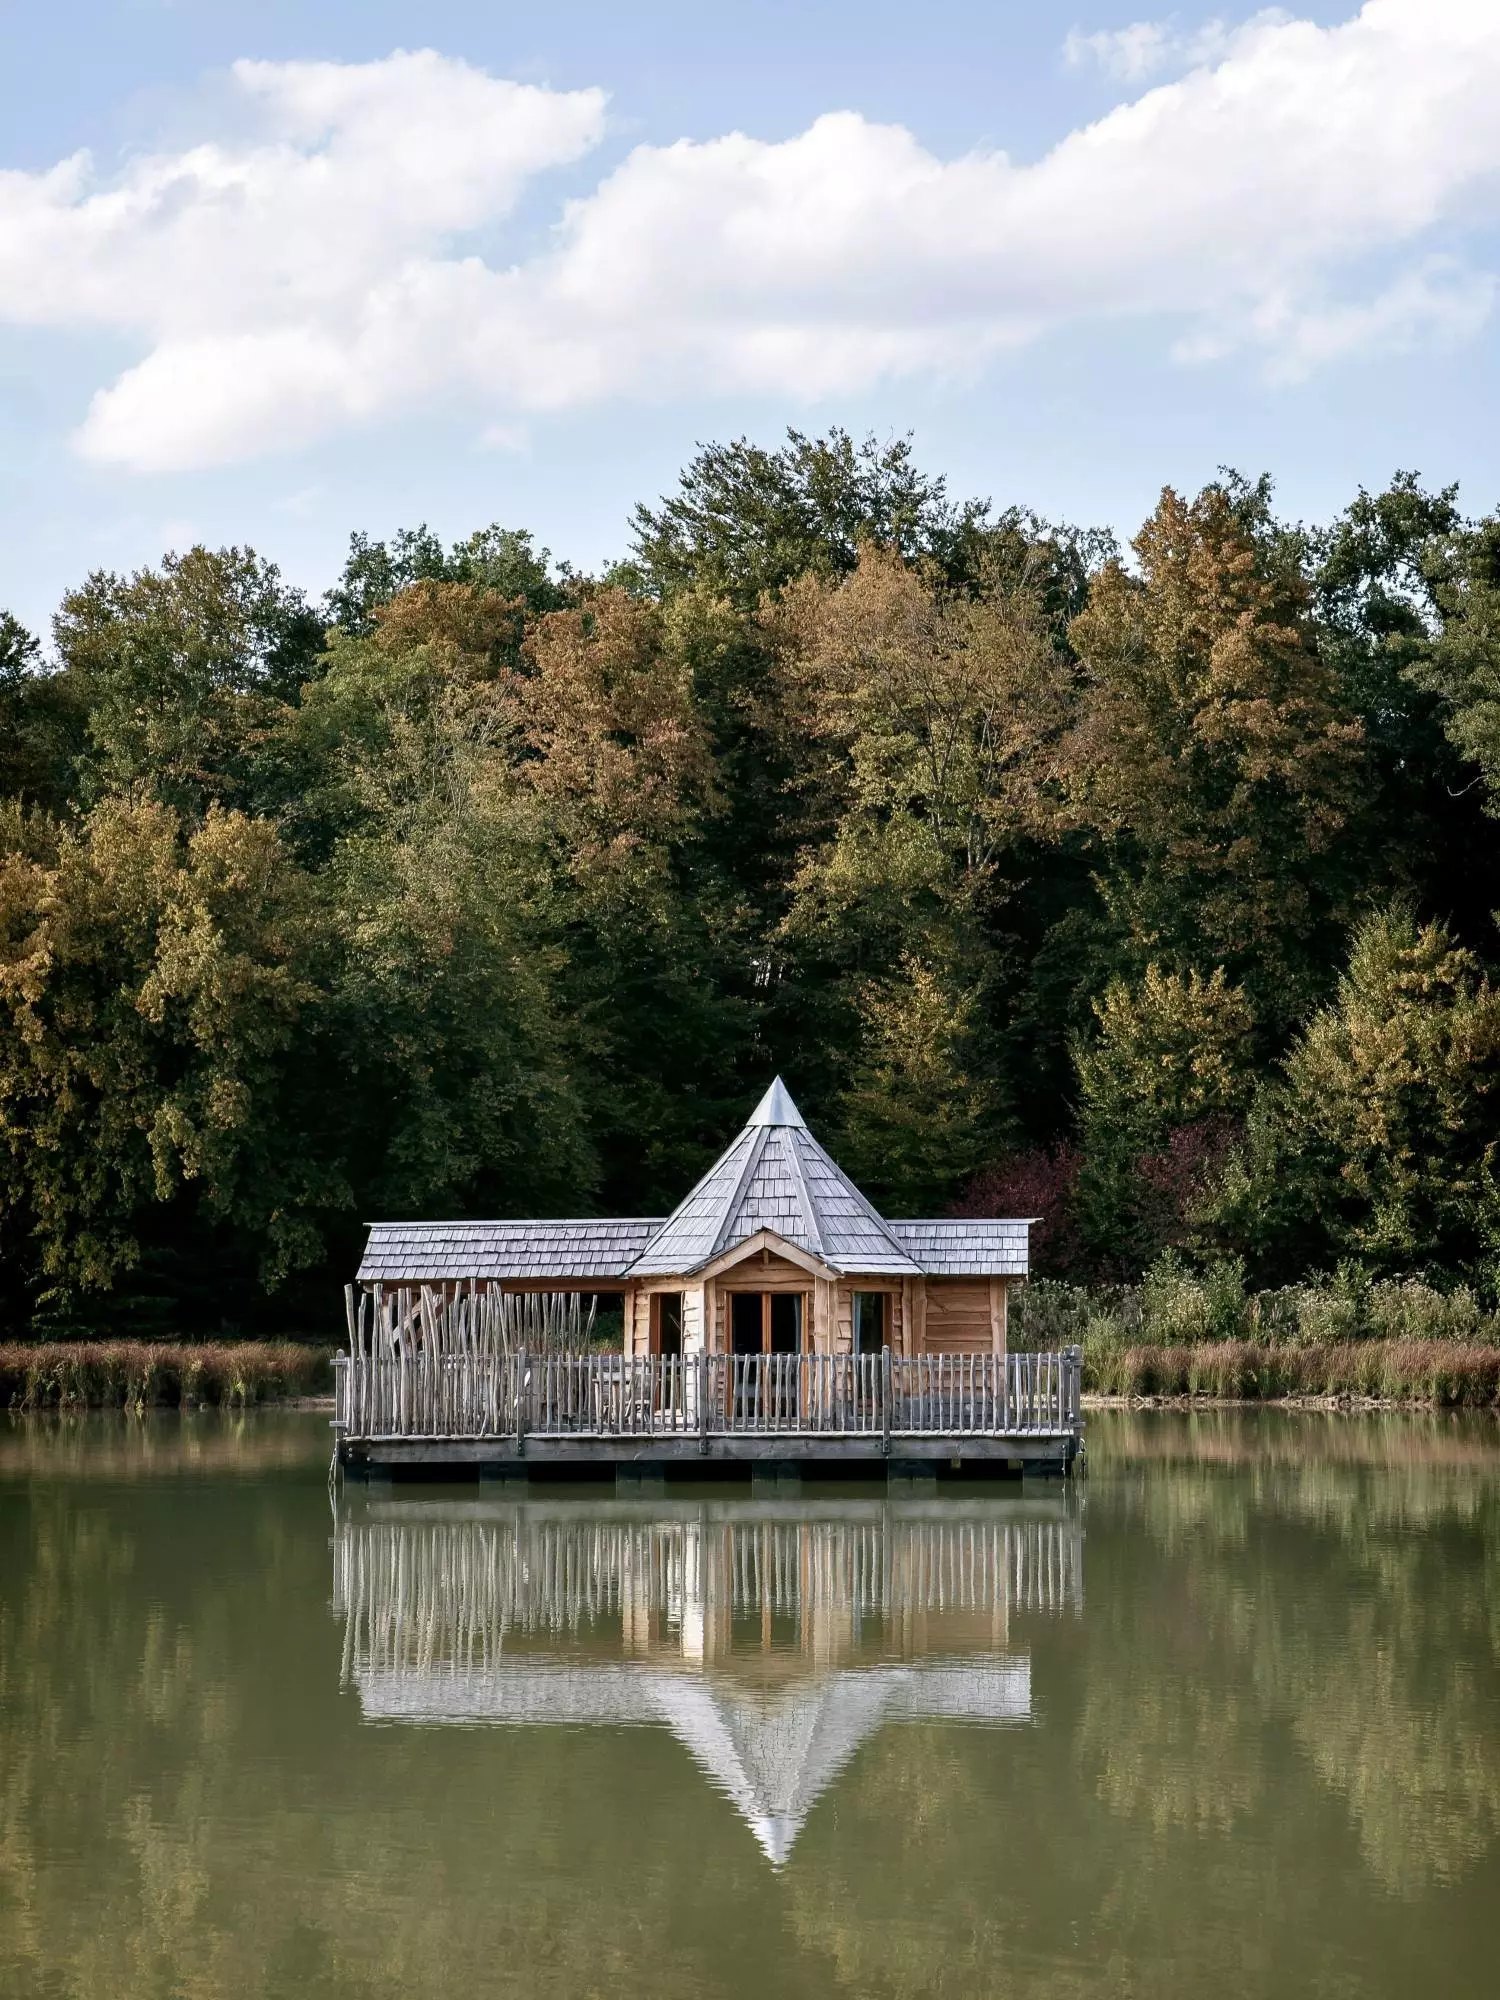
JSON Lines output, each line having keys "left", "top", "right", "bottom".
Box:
{"left": 628, "top": 1079, "right": 920, "bottom": 1276}
{"left": 354, "top": 1084, "right": 1034, "bottom": 1283}
{"left": 886, "top": 1220, "right": 1033, "bottom": 1276}
{"left": 357, "top": 1219, "right": 661, "bottom": 1284}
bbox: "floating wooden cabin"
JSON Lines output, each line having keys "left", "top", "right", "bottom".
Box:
{"left": 337, "top": 1079, "right": 1082, "bottom": 1476}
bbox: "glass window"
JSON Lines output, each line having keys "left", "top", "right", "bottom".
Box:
{"left": 656, "top": 1292, "right": 683, "bottom": 1358}
{"left": 853, "top": 1291, "right": 886, "bottom": 1355}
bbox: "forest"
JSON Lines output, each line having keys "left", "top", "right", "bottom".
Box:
{"left": 3, "top": 429, "right": 1500, "bottom": 1336}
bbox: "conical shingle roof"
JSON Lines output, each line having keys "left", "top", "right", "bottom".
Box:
{"left": 628, "top": 1079, "right": 920, "bottom": 1276}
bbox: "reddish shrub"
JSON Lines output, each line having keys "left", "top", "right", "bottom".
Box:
{"left": 952, "top": 1144, "right": 1088, "bottom": 1279}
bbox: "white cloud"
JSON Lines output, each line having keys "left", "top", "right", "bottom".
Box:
{"left": 1063, "top": 14, "right": 1288, "bottom": 82}
{"left": 1, "top": 8, "right": 1499, "bottom": 471}
{"left": 1065, "top": 21, "right": 1177, "bottom": 81}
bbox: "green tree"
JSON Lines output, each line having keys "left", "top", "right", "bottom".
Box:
{"left": 1072, "top": 964, "right": 1256, "bottom": 1274}
{"left": 1077, "top": 965, "right": 1257, "bottom": 1150}
{"left": 0, "top": 795, "right": 345, "bottom": 1309}
{"left": 325, "top": 522, "right": 568, "bottom": 635}
{"left": 1408, "top": 515, "right": 1500, "bottom": 816}
{"left": 53, "top": 547, "right": 324, "bottom": 819}
{"left": 837, "top": 953, "right": 999, "bottom": 1212}
{"left": 1310, "top": 476, "right": 1500, "bottom": 950}
{"left": 629, "top": 427, "right": 982, "bottom": 605}
{"left": 1217, "top": 908, "right": 1500, "bottom": 1282}
{"left": 0, "top": 610, "right": 87, "bottom": 810}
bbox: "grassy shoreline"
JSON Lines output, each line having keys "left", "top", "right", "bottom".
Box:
{"left": 1078, "top": 1339, "right": 1500, "bottom": 1405}
{"left": 0, "top": 1341, "right": 333, "bottom": 1410}
{"left": 9, "top": 1310, "right": 1500, "bottom": 1412}
{"left": 1013, "top": 1271, "right": 1500, "bottom": 1408}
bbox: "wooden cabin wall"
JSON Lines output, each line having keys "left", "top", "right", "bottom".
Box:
{"left": 917, "top": 1278, "right": 1007, "bottom": 1356}
{"left": 624, "top": 1281, "right": 710, "bottom": 1356}
{"left": 362, "top": 1269, "right": 1008, "bottom": 1358}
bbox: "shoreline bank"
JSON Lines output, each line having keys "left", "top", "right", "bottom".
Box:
{"left": 0, "top": 1341, "right": 333, "bottom": 1410}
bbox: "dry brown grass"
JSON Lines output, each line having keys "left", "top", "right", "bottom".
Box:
{"left": 1086, "top": 1338, "right": 1500, "bottom": 1405}
{"left": 0, "top": 1341, "right": 332, "bottom": 1409}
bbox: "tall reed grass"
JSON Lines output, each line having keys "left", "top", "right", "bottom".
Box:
{"left": 1082, "top": 1338, "right": 1500, "bottom": 1405}
{"left": 1011, "top": 1262, "right": 1500, "bottom": 1404}
{"left": 0, "top": 1341, "right": 332, "bottom": 1410}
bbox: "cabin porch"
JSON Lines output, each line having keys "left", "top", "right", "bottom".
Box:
{"left": 334, "top": 1288, "right": 1082, "bottom": 1479}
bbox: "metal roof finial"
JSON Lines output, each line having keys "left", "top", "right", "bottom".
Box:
{"left": 745, "top": 1077, "right": 805, "bottom": 1128}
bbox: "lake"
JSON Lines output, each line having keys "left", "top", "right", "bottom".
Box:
{"left": 1, "top": 1408, "right": 1496, "bottom": 1998}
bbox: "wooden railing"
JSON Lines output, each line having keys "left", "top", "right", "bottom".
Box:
{"left": 334, "top": 1347, "right": 1082, "bottom": 1444}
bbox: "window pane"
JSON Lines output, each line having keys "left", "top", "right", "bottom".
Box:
{"left": 658, "top": 1292, "right": 683, "bottom": 1358}
{"left": 853, "top": 1292, "right": 885, "bottom": 1354}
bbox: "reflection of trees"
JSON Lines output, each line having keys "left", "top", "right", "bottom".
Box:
{"left": 2, "top": 1414, "right": 1498, "bottom": 2000}
{"left": 1082, "top": 1410, "right": 1500, "bottom": 1897}
{"left": 0, "top": 1409, "right": 332, "bottom": 1482}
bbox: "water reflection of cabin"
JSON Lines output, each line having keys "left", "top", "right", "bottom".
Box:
{"left": 359, "top": 1078, "right": 1028, "bottom": 1362}
{"left": 335, "top": 1498, "right": 1081, "bottom": 1863}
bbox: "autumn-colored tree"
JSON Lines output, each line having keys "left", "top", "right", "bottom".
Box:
{"left": 522, "top": 588, "right": 720, "bottom": 876}
{"left": 1065, "top": 484, "right": 1365, "bottom": 1029}
{"left": 521, "top": 588, "right": 751, "bottom": 1203}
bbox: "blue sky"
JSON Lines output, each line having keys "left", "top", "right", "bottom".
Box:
{"left": 2, "top": 0, "right": 1497, "bottom": 635}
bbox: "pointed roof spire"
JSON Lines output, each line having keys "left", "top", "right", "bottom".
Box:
{"left": 745, "top": 1076, "right": 805, "bottom": 1128}
{"left": 628, "top": 1077, "right": 918, "bottom": 1276}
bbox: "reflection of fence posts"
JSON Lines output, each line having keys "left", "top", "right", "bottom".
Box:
{"left": 332, "top": 1503, "right": 1085, "bottom": 1685}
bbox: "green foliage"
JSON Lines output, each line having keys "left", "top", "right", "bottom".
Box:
{"left": 837, "top": 955, "right": 999, "bottom": 1210}
{"left": 1411, "top": 517, "right": 1500, "bottom": 809}
{"left": 0, "top": 794, "right": 345, "bottom": 1303}
{"left": 630, "top": 427, "right": 977, "bottom": 604}
{"left": 53, "top": 547, "right": 324, "bottom": 818}
{"left": 1066, "top": 965, "right": 1254, "bottom": 1274}
{"left": 7, "top": 440, "right": 1500, "bottom": 1327}
{"left": 1077, "top": 964, "right": 1256, "bottom": 1150}
{"left": 1216, "top": 908, "right": 1500, "bottom": 1283}
{"left": 0, "top": 609, "right": 87, "bottom": 808}
{"left": 325, "top": 522, "right": 568, "bottom": 635}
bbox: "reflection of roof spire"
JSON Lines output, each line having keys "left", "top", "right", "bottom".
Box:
{"left": 746, "top": 1077, "right": 805, "bottom": 1128}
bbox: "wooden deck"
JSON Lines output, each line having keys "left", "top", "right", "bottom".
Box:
{"left": 335, "top": 1348, "right": 1084, "bottom": 1477}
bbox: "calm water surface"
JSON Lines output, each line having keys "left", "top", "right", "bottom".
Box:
{"left": 2, "top": 1409, "right": 1498, "bottom": 1998}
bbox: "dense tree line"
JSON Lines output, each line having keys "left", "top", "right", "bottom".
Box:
{"left": 3, "top": 431, "right": 1500, "bottom": 1331}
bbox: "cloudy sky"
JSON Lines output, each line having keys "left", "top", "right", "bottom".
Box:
{"left": 3, "top": 0, "right": 1500, "bottom": 630}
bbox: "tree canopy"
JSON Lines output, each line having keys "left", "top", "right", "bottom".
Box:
{"left": 2, "top": 433, "right": 1500, "bottom": 1327}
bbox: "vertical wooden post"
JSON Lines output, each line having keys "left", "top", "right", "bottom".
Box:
{"left": 515, "top": 1347, "right": 527, "bottom": 1458}
{"left": 881, "top": 1345, "right": 892, "bottom": 1457}
{"left": 698, "top": 1349, "right": 710, "bottom": 1455}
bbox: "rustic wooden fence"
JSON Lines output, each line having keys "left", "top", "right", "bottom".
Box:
{"left": 335, "top": 1342, "right": 1082, "bottom": 1442}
